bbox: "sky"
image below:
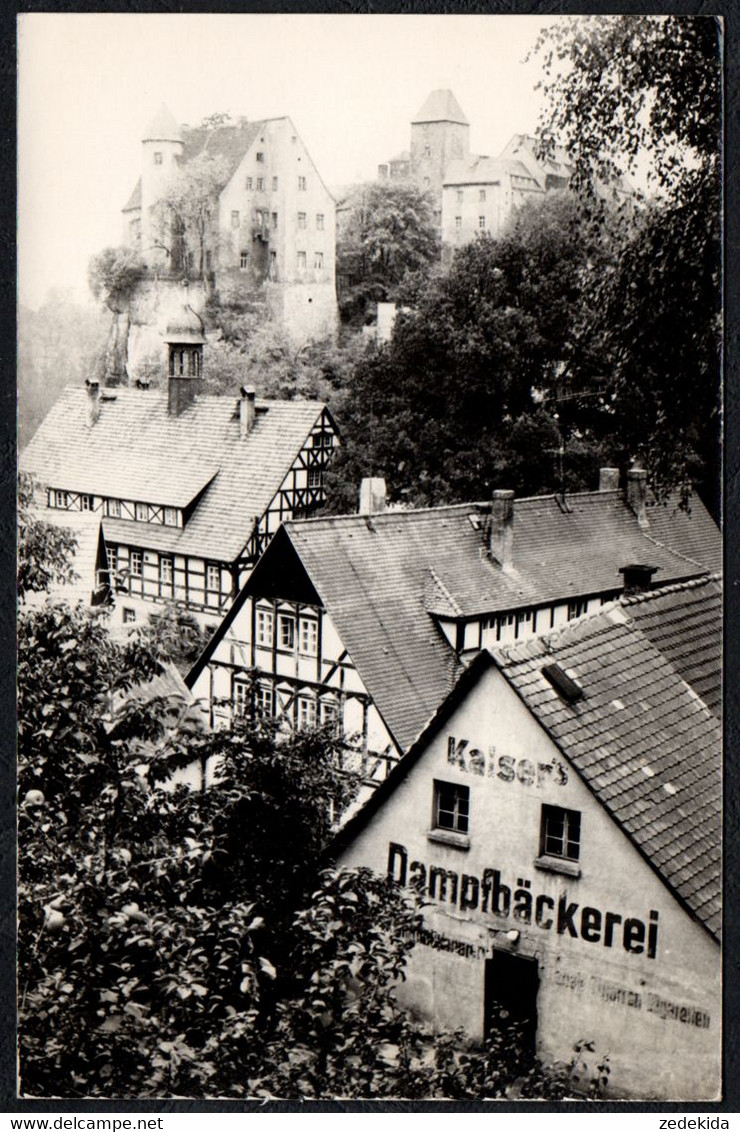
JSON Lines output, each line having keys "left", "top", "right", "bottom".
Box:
{"left": 17, "top": 12, "right": 558, "bottom": 310}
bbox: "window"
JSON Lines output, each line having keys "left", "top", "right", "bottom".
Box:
{"left": 423, "top": 176, "right": 430, "bottom": 187}
{"left": 319, "top": 697, "right": 339, "bottom": 728}
{"left": 234, "top": 681, "right": 250, "bottom": 717}
{"left": 298, "top": 176, "right": 306, "bottom": 191}
{"left": 308, "top": 467, "right": 322, "bottom": 489}
{"left": 206, "top": 564, "right": 221, "bottom": 591}
{"left": 164, "top": 507, "right": 178, "bottom": 527}
{"left": 256, "top": 682, "right": 274, "bottom": 717}
{"left": 240, "top": 250, "right": 249, "bottom": 270}
{"left": 271, "top": 212, "right": 278, "bottom": 229}
{"left": 256, "top": 151, "right": 265, "bottom": 163}
{"left": 256, "top": 176, "right": 265, "bottom": 191}
{"left": 314, "top": 251, "right": 324, "bottom": 270}
{"left": 479, "top": 216, "right": 486, "bottom": 229}
{"left": 255, "top": 209, "right": 264, "bottom": 226}
{"left": 130, "top": 551, "right": 142, "bottom": 576}
{"left": 316, "top": 213, "right": 324, "bottom": 230}
{"left": 457, "top": 189, "right": 464, "bottom": 204}
{"left": 107, "top": 546, "right": 118, "bottom": 574}
{"left": 299, "top": 617, "right": 318, "bottom": 655}
{"left": 479, "top": 189, "right": 487, "bottom": 202}
{"left": 567, "top": 599, "right": 589, "bottom": 621}
{"left": 298, "top": 212, "right": 307, "bottom": 229}
{"left": 159, "top": 557, "right": 173, "bottom": 591}
{"left": 272, "top": 176, "right": 279, "bottom": 191}
{"left": 154, "top": 151, "right": 163, "bottom": 165}
{"left": 297, "top": 251, "right": 307, "bottom": 270}
{"left": 106, "top": 499, "right": 121, "bottom": 518}
{"left": 256, "top": 607, "right": 274, "bottom": 647}
{"left": 231, "top": 210, "right": 240, "bottom": 228}
{"left": 296, "top": 696, "right": 317, "bottom": 729}
{"left": 135, "top": 502, "right": 148, "bottom": 522}
{"left": 433, "top": 780, "right": 469, "bottom": 834}
{"left": 205, "top": 250, "right": 212, "bottom": 272}
{"left": 53, "top": 490, "right": 69, "bottom": 509}
{"left": 540, "top": 805, "right": 581, "bottom": 862}
{"left": 269, "top": 250, "right": 277, "bottom": 279}
{"left": 455, "top": 216, "right": 462, "bottom": 230}
{"left": 80, "top": 494, "right": 91, "bottom": 511}
{"left": 246, "top": 176, "right": 253, "bottom": 190}
{"left": 122, "top": 608, "right": 136, "bottom": 624}
{"left": 278, "top": 614, "right": 295, "bottom": 649}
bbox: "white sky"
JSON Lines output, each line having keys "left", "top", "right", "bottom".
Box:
{"left": 18, "top": 12, "right": 558, "bottom": 309}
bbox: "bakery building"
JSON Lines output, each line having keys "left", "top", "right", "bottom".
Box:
{"left": 332, "top": 581, "right": 721, "bottom": 1101}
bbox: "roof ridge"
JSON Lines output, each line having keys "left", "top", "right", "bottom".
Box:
{"left": 427, "top": 566, "right": 464, "bottom": 617}
{"left": 639, "top": 527, "right": 709, "bottom": 573}
{"left": 620, "top": 572, "right": 721, "bottom": 606}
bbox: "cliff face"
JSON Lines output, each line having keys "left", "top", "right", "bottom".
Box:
{"left": 103, "top": 278, "right": 208, "bottom": 386}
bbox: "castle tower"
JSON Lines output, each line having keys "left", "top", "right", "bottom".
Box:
{"left": 409, "top": 89, "right": 470, "bottom": 204}
{"left": 140, "top": 104, "right": 184, "bottom": 270}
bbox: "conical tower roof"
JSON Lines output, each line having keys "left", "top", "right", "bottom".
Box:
{"left": 143, "top": 103, "right": 183, "bottom": 143}
{"left": 411, "top": 89, "right": 469, "bottom": 126}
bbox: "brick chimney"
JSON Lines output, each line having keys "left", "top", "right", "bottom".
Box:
{"left": 599, "top": 467, "right": 620, "bottom": 491}
{"left": 627, "top": 467, "right": 649, "bottom": 528}
{"left": 619, "top": 563, "right": 659, "bottom": 596}
{"left": 239, "top": 386, "right": 256, "bottom": 438}
{"left": 85, "top": 378, "right": 101, "bottom": 427}
{"left": 359, "top": 477, "right": 387, "bottom": 515}
{"left": 490, "top": 489, "right": 515, "bottom": 570}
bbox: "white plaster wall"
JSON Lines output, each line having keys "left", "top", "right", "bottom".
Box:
{"left": 336, "top": 664, "right": 720, "bottom": 1101}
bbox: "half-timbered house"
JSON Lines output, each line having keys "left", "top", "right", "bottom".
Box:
{"left": 187, "top": 473, "right": 720, "bottom": 785}
{"left": 20, "top": 376, "right": 338, "bottom": 628}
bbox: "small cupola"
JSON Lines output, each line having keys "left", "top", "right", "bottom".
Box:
{"left": 164, "top": 304, "right": 205, "bottom": 415}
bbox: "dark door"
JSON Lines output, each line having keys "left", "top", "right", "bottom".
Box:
{"left": 484, "top": 951, "right": 539, "bottom": 1054}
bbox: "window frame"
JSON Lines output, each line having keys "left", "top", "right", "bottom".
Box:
{"left": 433, "top": 779, "right": 470, "bottom": 835}
{"left": 159, "top": 555, "right": 174, "bottom": 594}
{"left": 106, "top": 498, "right": 121, "bottom": 519}
{"left": 298, "top": 616, "right": 318, "bottom": 656}
{"left": 130, "top": 550, "right": 143, "bottom": 577}
{"left": 298, "top": 175, "right": 307, "bottom": 191}
{"left": 231, "top": 210, "right": 240, "bottom": 228}
{"left": 296, "top": 695, "right": 317, "bottom": 730}
{"left": 163, "top": 507, "right": 178, "bottom": 527}
{"left": 296, "top": 250, "right": 307, "bottom": 270}
{"left": 240, "top": 250, "right": 249, "bottom": 270}
{"left": 316, "top": 213, "right": 324, "bottom": 230}
{"left": 314, "top": 251, "right": 324, "bottom": 270}
{"left": 272, "top": 176, "right": 279, "bottom": 191}
{"left": 256, "top": 607, "right": 274, "bottom": 648}
{"left": 455, "top": 216, "right": 462, "bottom": 230}
{"left": 538, "top": 804, "right": 582, "bottom": 871}
{"left": 278, "top": 613, "right": 296, "bottom": 650}
{"left": 233, "top": 680, "right": 250, "bottom": 717}
{"left": 297, "top": 211, "right": 307, "bottom": 229}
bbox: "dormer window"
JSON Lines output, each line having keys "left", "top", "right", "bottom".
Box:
{"left": 52, "top": 490, "right": 69, "bottom": 509}
{"left": 106, "top": 499, "right": 121, "bottom": 519}
{"left": 164, "top": 507, "right": 178, "bottom": 527}
{"left": 135, "top": 502, "right": 148, "bottom": 522}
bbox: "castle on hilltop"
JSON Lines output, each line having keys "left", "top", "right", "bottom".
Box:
{"left": 119, "top": 105, "right": 337, "bottom": 377}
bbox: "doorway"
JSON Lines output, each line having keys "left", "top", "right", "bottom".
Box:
{"left": 484, "top": 950, "right": 539, "bottom": 1055}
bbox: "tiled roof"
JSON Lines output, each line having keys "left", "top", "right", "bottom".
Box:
{"left": 20, "top": 386, "right": 327, "bottom": 563}
{"left": 412, "top": 89, "right": 469, "bottom": 126}
{"left": 271, "top": 489, "right": 717, "bottom": 752}
{"left": 444, "top": 156, "right": 543, "bottom": 190}
{"left": 23, "top": 508, "right": 107, "bottom": 607}
{"left": 283, "top": 516, "right": 464, "bottom": 753}
{"left": 494, "top": 608, "right": 721, "bottom": 939}
{"left": 143, "top": 104, "right": 183, "bottom": 143}
{"left": 620, "top": 575, "right": 722, "bottom": 715}
{"left": 122, "top": 178, "right": 142, "bottom": 212}
{"left": 181, "top": 120, "right": 269, "bottom": 186}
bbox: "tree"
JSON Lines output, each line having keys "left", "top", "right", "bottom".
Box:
{"left": 531, "top": 15, "right": 721, "bottom": 513}
{"left": 150, "top": 153, "right": 230, "bottom": 279}
{"left": 88, "top": 247, "right": 146, "bottom": 314}
{"left": 327, "top": 192, "right": 623, "bottom": 511}
{"left": 17, "top": 473, "right": 78, "bottom": 601}
{"left": 337, "top": 182, "right": 440, "bottom": 326}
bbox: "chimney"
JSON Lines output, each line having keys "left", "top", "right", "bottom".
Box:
{"left": 599, "top": 467, "right": 620, "bottom": 492}
{"left": 359, "top": 477, "right": 387, "bottom": 515}
{"left": 627, "top": 467, "right": 649, "bottom": 528}
{"left": 239, "top": 386, "right": 256, "bottom": 437}
{"left": 619, "top": 563, "right": 659, "bottom": 597}
{"left": 489, "top": 489, "right": 515, "bottom": 570}
{"left": 85, "top": 378, "right": 101, "bottom": 427}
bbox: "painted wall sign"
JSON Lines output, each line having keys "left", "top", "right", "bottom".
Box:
{"left": 552, "top": 967, "right": 712, "bottom": 1029}
{"left": 413, "top": 926, "right": 489, "bottom": 961}
{"left": 447, "top": 736, "right": 568, "bottom": 787}
{"left": 388, "top": 842, "right": 660, "bottom": 959}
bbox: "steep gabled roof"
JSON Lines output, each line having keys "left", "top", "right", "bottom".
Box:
{"left": 235, "top": 489, "right": 717, "bottom": 752}
{"left": 412, "top": 89, "right": 469, "bottom": 126}
{"left": 122, "top": 178, "right": 142, "bottom": 213}
{"left": 493, "top": 606, "right": 721, "bottom": 939}
{"left": 20, "top": 387, "right": 328, "bottom": 563}
{"left": 333, "top": 590, "right": 721, "bottom": 942}
{"left": 620, "top": 575, "right": 722, "bottom": 715}
{"left": 443, "top": 156, "right": 543, "bottom": 190}
{"left": 180, "top": 120, "right": 267, "bottom": 185}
